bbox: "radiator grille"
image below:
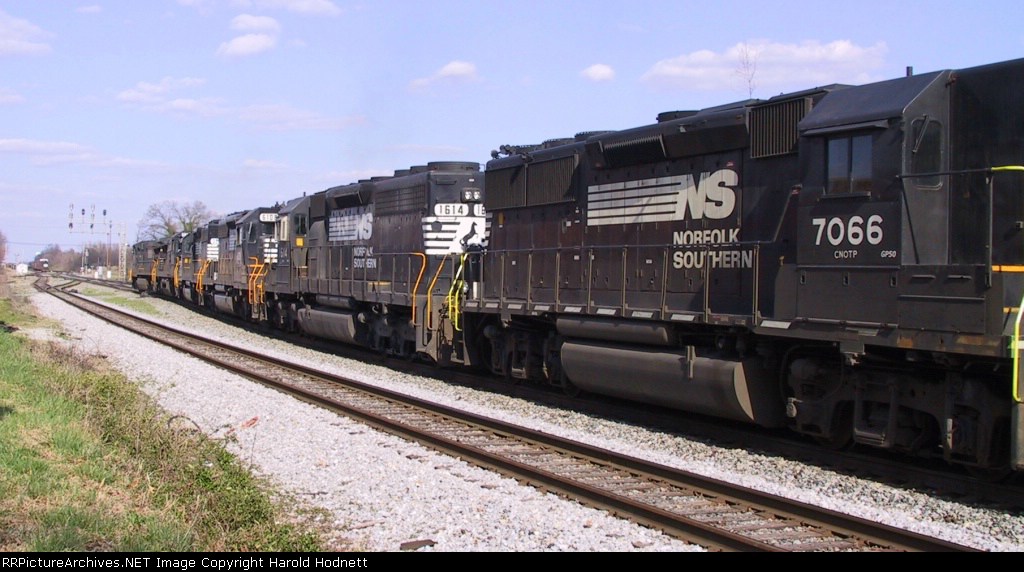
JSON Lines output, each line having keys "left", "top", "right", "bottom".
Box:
{"left": 750, "top": 98, "right": 811, "bottom": 159}
{"left": 484, "top": 166, "right": 527, "bottom": 210}
{"left": 526, "top": 156, "right": 578, "bottom": 206}
{"left": 602, "top": 134, "right": 666, "bottom": 168}
{"left": 484, "top": 156, "right": 579, "bottom": 210}
{"left": 375, "top": 185, "right": 425, "bottom": 216}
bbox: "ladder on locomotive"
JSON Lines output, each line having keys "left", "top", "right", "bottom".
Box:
{"left": 247, "top": 257, "right": 269, "bottom": 320}
{"left": 172, "top": 258, "right": 182, "bottom": 290}
{"left": 196, "top": 259, "right": 211, "bottom": 293}
{"left": 149, "top": 258, "right": 160, "bottom": 293}
{"left": 445, "top": 253, "right": 468, "bottom": 333}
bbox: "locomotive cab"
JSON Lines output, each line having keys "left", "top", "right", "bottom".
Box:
{"left": 130, "top": 240, "right": 162, "bottom": 293}
{"left": 204, "top": 211, "right": 246, "bottom": 315}
{"left": 775, "top": 59, "right": 1024, "bottom": 472}
{"left": 221, "top": 207, "right": 279, "bottom": 320}
{"left": 278, "top": 163, "right": 485, "bottom": 363}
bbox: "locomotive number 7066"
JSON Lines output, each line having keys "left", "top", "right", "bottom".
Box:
{"left": 811, "top": 215, "right": 884, "bottom": 247}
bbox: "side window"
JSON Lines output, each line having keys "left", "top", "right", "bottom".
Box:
{"left": 827, "top": 134, "right": 873, "bottom": 194}
{"left": 275, "top": 216, "right": 290, "bottom": 242}
{"left": 294, "top": 214, "right": 308, "bottom": 236}
{"left": 247, "top": 222, "right": 258, "bottom": 244}
{"left": 910, "top": 118, "right": 942, "bottom": 188}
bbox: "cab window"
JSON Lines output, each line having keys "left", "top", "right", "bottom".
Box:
{"left": 827, "top": 134, "right": 872, "bottom": 194}
{"left": 275, "top": 216, "right": 290, "bottom": 242}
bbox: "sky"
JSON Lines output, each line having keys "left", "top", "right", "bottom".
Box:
{"left": 2, "top": 0, "right": 1023, "bottom": 263}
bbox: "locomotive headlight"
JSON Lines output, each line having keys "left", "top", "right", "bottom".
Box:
{"left": 461, "top": 188, "right": 482, "bottom": 203}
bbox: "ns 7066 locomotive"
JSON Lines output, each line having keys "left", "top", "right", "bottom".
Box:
{"left": 133, "top": 57, "right": 1024, "bottom": 476}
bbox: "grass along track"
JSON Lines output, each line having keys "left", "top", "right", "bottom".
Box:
{"left": 0, "top": 271, "right": 327, "bottom": 552}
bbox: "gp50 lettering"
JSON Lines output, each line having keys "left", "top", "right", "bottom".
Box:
{"left": 811, "top": 215, "right": 883, "bottom": 247}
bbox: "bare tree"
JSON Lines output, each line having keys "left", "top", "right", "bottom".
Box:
{"left": 0, "top": 229, "right": 7, "bottom": 265}
{"left": 137, "top": 200, "right": 216, "bottom": 241}
{"left": 736, "top": 43, "right": 759, "bottom": 99}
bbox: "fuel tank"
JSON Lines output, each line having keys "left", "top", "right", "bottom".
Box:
{"left": 296, "top": 307, "right": 359, "bottom": 345}
{"left": 560, "top": 340, "right": 785, "bottom": 427}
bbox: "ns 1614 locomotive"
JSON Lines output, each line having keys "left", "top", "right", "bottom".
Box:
{"left": 133, "top": 57, "right": 1024, "bottom": 477}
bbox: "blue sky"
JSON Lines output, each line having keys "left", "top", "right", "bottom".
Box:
{"left": 2, "top": 0, "right": 1023, "bottom": 262}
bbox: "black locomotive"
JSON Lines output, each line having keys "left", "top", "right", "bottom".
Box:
{"left": 132, "top": 57, "right": 1024, "bottom": 476}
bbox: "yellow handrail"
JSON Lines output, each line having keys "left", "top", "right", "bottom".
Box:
{"left": 425, "top": 255, "right": 449, "bottom": 330}
{"left": 410, "top": 253, "right": 427, "bottom": 326}
{"left": 991, "top": 166, "right": 1024, "bottom": 403}
{"left": 150, "top": 258, "right": 160, "bottom": 287}
{"left": 173, "top": 258, "right": 182, "bottom": 289}
{"left": 247, "top": 257, "right": 268, "bottom": 306}
{"left": 1014, "top": 295, "right": 1024, "bottom": 403}
{"left": 446, "top": 254, "right": 467, "bottom": 332}
{"left": 196, "top": 259, "right": 211, "bottom": 292}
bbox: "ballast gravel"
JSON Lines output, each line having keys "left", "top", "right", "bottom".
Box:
{"left": 20, "top": 281, "right": 1024, "bottom": 552}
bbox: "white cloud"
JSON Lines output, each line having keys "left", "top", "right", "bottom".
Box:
{"left": 409, "top": 61, "right": 479, "bottom": 90}
{"left": 76, "top": 5, "right": 103, "bottom": 14}
{"left": 0, "top": 9, "right": 52, "bottom": 56}
{"left": 244, "top": 158, "right": 289, "bottom": 169}
{"left": 581, "top": 64, "right": 615, "bottom": 82}
{"left": 0, "top": 138, "right": 90, "bottom": 155}
{"left": 0, "top": 138, "right": 167, "bottom": 194}
{"left": 0, "top": 87, "right": 25, "bottom": 104}
{"left": 116, "top": 77, "right": 206, "bottom": 103}
{"left": 117, "top": 77, "right": 227, "bottom": 118}
{"left": 237, "top": 104, "right": 365, "bottom": 131}
{"left": 231, "top": 14, "right": 280, "bottom": 32}
{"left": 183, "top": 0, "right": 341, "bottom": 16}
{"left": 248, "top": 0, "right": 341, "bottom": 16}
{"left": 36, "top": 154, "right": 165, "bottom": 169}
{"left": 117, "top": 78, "right": 355, "bottom": 131}
{"left": 437, "top": 61, "right": 476, "bottom": 79}
{"left": 642, "top": 40, "right": 888, "bottom": 93}
{"left": 159, "top": 97, "right": 226, "bottom": 117}
{"left": 217, "top": 33, "right": 278, "bottom": 57}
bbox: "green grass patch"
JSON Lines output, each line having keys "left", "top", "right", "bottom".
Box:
{"left": 0, "top": 324, "right": 324, "bottom": 552}
{"left": 0, "top": 296, "right": 38, "bottom": 329}
{"left": 77, "top": 287, "right": 159, "bottom": 316}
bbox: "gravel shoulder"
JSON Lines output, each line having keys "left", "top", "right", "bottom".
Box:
{"left": 19, "top": 278, "right": 1024, "bottom": 552}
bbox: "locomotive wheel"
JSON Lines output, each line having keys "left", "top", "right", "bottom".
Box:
{"left": 271, "top": 302, "right": 287, "bottom": 330}
{"left": 965, "top": 464, "right": 1013, "bottom": 483}
{"left": 561, "top": 378, "right": 582, "bottom": 398}
{"left": 813, "top": 404, "right": 853, "bottom": 450}
{"left": 504, "top": 347, "right": 524, "bottom": 385}
{"left": 391, "top": 331, "right": 411, "bottom": 360}
{"left": 813, "top": 433, "right": 852, "bottom": 451}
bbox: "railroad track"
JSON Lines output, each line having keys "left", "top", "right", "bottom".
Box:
{"left": 74, "top": 274, "right": 1024, "bottom": 506}
{"left": 53, "top": 273, "right": 136, "bottom": 293}
{"left": 37, "top": 278, "right": 978, "bottom": 552}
